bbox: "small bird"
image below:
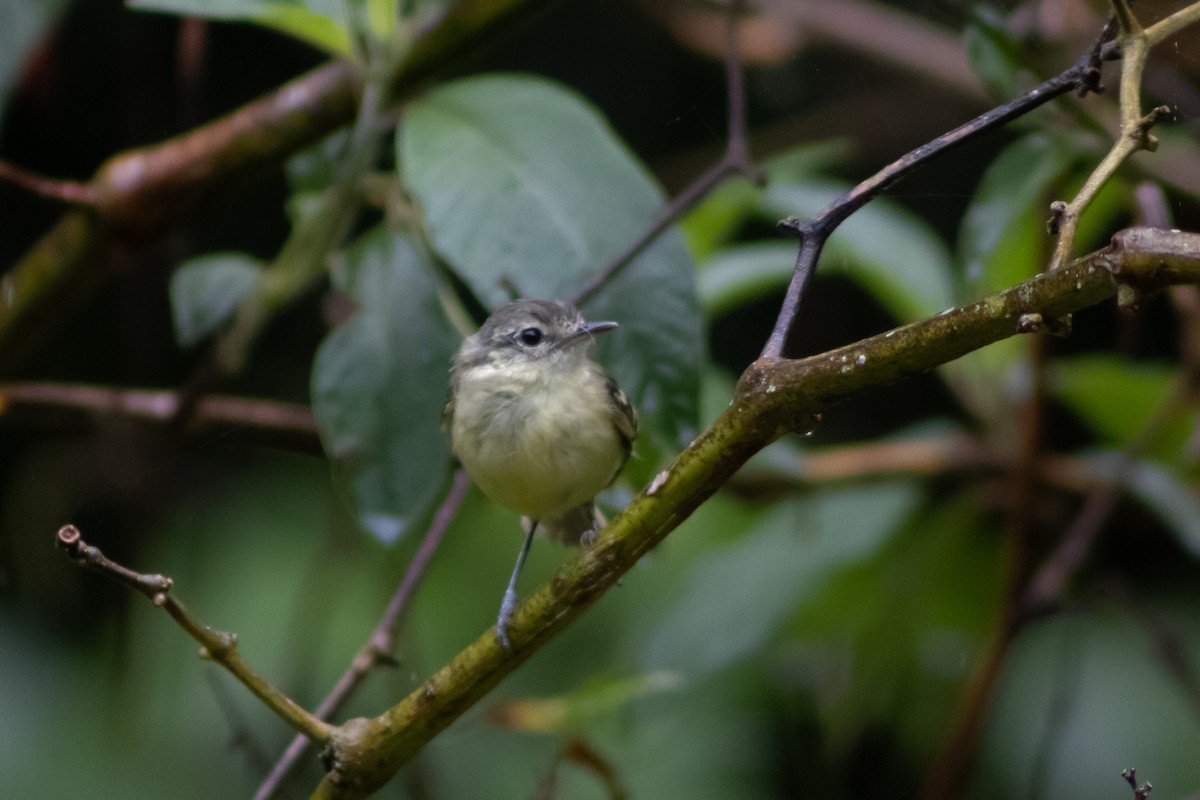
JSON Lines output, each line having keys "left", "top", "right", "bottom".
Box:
{"left": 445, "top": 299, "right": 638, "bottom": 648}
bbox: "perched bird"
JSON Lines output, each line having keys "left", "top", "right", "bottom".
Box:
{"left": 445, "top": 299, "right": 638, "bottom": 648}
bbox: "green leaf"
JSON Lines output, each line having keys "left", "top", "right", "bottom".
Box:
{"left": 365, "top": 0, "right": 397, "bottom": 40}
{"left": 1127, "top": 460, "right": 1200, "bottom": 557}
{"left": 947, "top": 134, "right": 1081, "bottom": 424}
{"left": 963, "top": 6, "right": 1023, "bottom": 98}
{"left": 400, "top": 73, "right": 702, "bottom": 478}
{"left": 762, "top": 179, "right": 957, "bottom": 322}
{"left": 697, "top": 241, "right": 794, "bottom": 317}
{"left": 1050, "top": 355, "right": 1191, "bottom": 458}
{"left": 639, "top": 481, "right": 922, "bottom": 677}
{"left": 679, "top": 177, "right": 763, "bottom": 265}
{"left": 169, "top": 253, "right": 261, "bottom": 347}
{"left": 787, "top": 491, "right": 1001, "bottom": 756}
{"left": 979, "top": 608, "right": 1200, "bottom": 799}
{"left": 311, "top": 227, "right": 457, "bottom": 545}
{"left": 958, "top": 133, "right": 1077, "bottom": 294}
{"left": 490, "top": 672, "right": 682, "bottom": 733}
{"left": 691, "top": 144, "right": 954, "bottom": 325}
{"left": 128, "top": 0, "right": 351, "bottom": 55}
{"left": 679, "top": 141, "right": 847, "bottom": 262}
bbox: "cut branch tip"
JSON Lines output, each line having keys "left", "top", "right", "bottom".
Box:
{"left": 776, "top": 217, "right": 805, "bottom": 239}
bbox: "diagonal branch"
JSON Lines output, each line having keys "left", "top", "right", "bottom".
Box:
{"left": 0, "top": 381, "right": 316, "bottom": 436}
{"left": 253, "top": 469, "right": 470, "bottom": 800}
{"left": 308, "top": 228, "right": 1200, "bottom": 798}
{"left": 0, "top": 160, "right": 98, "bottom": 206}
{"left": 56, "top": 524, "right": 334, "bottom": 744}
{"left": 760, "top": 20, "right": 1122, "bottom": 359}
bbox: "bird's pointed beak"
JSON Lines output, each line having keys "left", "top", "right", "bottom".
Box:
{"left": 566, "top": 319, "right": 618, "bottom": 347}
{"left": 581, "top": 320, "right": 617, "bottom": 335}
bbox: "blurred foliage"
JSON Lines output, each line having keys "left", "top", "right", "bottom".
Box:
{"left": 3, "top": 1, "right": 1200, "bottom": 799}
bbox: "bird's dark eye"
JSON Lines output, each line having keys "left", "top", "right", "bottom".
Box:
{"left": 517, "top": 327, "right": 543, "bottom": 346}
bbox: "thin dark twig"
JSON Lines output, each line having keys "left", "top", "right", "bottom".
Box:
{"left": 0, "top": 381, "right": 317, "bottom": 433}
{"left": 762, "top": 37, "right": 1120, "bottom": 359}
{"left": 572, "top": 0, "right": 762, "bottom": 308}
{"left": 1021, "top": 479, "right": 1124, "bottom": 615}
{"left": 57, "top": 524, "right": 174, "bottom": 598}
{"left": 0, "top": 160, "right": 98, "bottom": 206}
{"left": 253, "top": 468, "right": 470, "bottom": 800}
{"left": 720, "top": 0, "right": 756, "bottom": 171}
{"left": 0, "top": 381, "right": 320, "bottom": 455}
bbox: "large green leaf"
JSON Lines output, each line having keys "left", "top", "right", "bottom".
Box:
{"left": 947, "top": 134, "right": 1081, "bottom": 424}
{"left": 1127, "top": 460, "right": 1200, "bottom": 557}
{"left": 958, "top": 133, "right": 1077, "bottom": 294}
{"left": 697, "top": 241, "right": 795, "bottom": 318}
{"left": 786, "top": 491, "right": 1002, "bottom": 757}
{"left": 168, "top": 253, "right": 261, "bottom": 347}
{"left": 129, "top": 0, "right": 350, "bottom": 54}
{"left": 1050, "top": 355, "right": 1191, "bottom": 459}
{"left": 638, "top": 480, "right": 922, "bottom": 677}
{"left": 978, "top": 608, "right": 1200, "bottom": 800}
{"left": 311, "top": 226, "right": 457, "bottom": 544}
{"left": 400, "top": 73, "right": 702, "bottom": 478}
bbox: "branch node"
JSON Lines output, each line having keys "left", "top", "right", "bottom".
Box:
{"left": 742, "top": 161, "right": 768, "bottom": 188}
{"left": 1016, "top": 313, "right": 1043, "bottom": 333}
{"left": 1121, "top": 767, "right": 1153, "bottom": 800}
{"left": 1077, "top": 65, "right": 1106, "bottom": 98}
{"left": 1017, "top": 312, "right": 1073, "bottom": 336}
{"left": 776, "top": 217, "right": 806, "bottom": 239}
{"left": 1117, "top": 282, "right": 1146, "bottom": 314}
{"left": 1078, "top": 17, "right": 1115, "bottom": 97}
{"left": 1047, "top": 200, "right": 1069, "bottom": 235}
{"left": 56, "top": 523, "right": 174, "bottom": 596}
{"left": 1131, "top": 105, "right": 1173, "bottom": 152}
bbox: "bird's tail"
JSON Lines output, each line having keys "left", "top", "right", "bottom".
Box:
{"left": 534, "top": 502, "right": 606, "bottom": 546}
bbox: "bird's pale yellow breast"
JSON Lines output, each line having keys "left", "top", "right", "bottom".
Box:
{"left": 450, "top": 358, "right": 626, "bottom": 521}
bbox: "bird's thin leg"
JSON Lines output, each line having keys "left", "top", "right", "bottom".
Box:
{"left": 497, "top": 520, "right": 537, "bottom": 649}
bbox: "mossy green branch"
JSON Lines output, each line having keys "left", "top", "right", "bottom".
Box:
{"left": 308, "top": 228, "right": 1200, "bottom": 799}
